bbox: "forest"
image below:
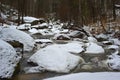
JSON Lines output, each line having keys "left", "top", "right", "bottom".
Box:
{"left": 0, "top": 0, "right": 120, "bottom": 80}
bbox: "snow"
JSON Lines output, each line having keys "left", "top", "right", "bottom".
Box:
{"left": 39, "top": 23, "right": 48, "bottom": 27}
{"left": 85, "top": 42, "right": 105, "bottom": 54}
{"left": 68, "top": 31, "right": 81, "bottom": 37}
{"left": 38, "top": 29, "right": 54, "bottom": 36}
{"left": 62, "top": 41, "right": 84, "bottom": 54}
{"left": 0, "top": 39, "right": 21, "bottom": 78}
{"left": 31, "top": 23, "right": 48, "bottom": 29}
{"left": 35, "top": 39, "right": 53, "bottom": 43}
{"left": 0, "top": 28, "right": 35, "bottom": 51}
{"left": 108, "top": 45, "right": 119, "bottom": 50}
{"left": 115, "top": 4, "right": 120, "bottom": 7}
{"left": 107, "top": 54, "right": 120, "bottom": 70}
{"left": 110, "top": 38, "right": 120, "bottom": 46}
{"left": 23, "top": 16, "right": 39, "bottom": 23}
{"left": 44, "top": 72, "right": 120, "bottom": 80}
{"left": 0, "top": 12, "right": 7, "bottom": 19}
{"left": 28, "top": 28, "right": 39, "bottom": 34}
{"left": 96, "top": 33, "right": 108, "bottom": 40}
{"left": 9, "top": 25, "right": 17, "bottom": 29}
{"left": 53, "top": 33, "right": 71, "bottom": 40}
{"left": 88, "top": 37, "right": 97, "bottom": 43}
{"left": 28, "top": 42, "right": 84, "bottom": 73}
{"left": 17, "top": 23, "right": 31, "bottom": 30}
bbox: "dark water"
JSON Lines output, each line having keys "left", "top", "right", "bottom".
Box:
{"left": 12, "top": 72, "right": 65, "bottom": 80}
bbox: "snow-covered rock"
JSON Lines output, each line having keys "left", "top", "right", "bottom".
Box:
{"left": 28, "top": 42, "right": 84, "bottom": 73}
{"left": 0, "top": 28, "right": 35, "bottom": 51}
{"left": 107, "top": 54, "right": 120, "bottom": 70}
{"left": 96, "top": 33, "right": 108, "bottom": 41}
{"left": 68, "top": 30, "right": 86, "bottom": 38}
{"left": 53, "top": 34, "right": 71, "bottom": 40}
{"left": 88, "top": 37, "right": 97, "bottom": 43}
{"left": 17, "top": 23, "right": 31, "bottom": 30}
{"left": 31, "top": 23, "right": 48, "bottom": 29}
{"left": 110, "top": 38, "right": 120, "bottom": 46}
{"left": 38, "top": 29, "right": 54, "bottom": 36}
{"left": 35, "top": 39, "right": 53, "bottom": 43}
{"left": 0, "top": 40, "right": 21, "bottom": 78}
{"left": 23, "top": 16, "right": 39, "bottom": 23}
{"left": 85, "top": 42, "right": 105, "bottom": 54}
{"left": 44, "top": 72, "right": 120, "bottom": 80}
{"left": 28, "top": 28, "right": 39, "bottom": 34}
{"left": 108, "top": 45, "right": 119, "bottom": 50}
{"left": 62, "top": 42, "right": 84, "bottom": 54}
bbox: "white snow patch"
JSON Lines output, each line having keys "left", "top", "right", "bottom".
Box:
{"left": 0, "top": 40, "right": 21, "bottom": 78}
{"left": 0, "top": 28, "right": 35, "bottom": 51}
{"left": 44, "top": 72, "right": 120, "bottom": 80}
{"left": 35, "top": 39, "right": 53, "bottom": 43}
{"left": 85, "top": 42, "right": 104, "bottom": 54}
{"left": 23, "top": 16, "right": 39, "bottom": 23}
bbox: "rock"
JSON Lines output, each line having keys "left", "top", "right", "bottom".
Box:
{"left": 85, "top": 42, "right": 105, "bottom": 54}
{"left": 0, "top": 40, "right": 21, "bottom": 79}
{"left": 88, "top": 37, "right": 97, "bottom": 43}
{"left": 28, "top": 43, "right": 84, "bottom": 73}
{"left": 110, "top": 38, "right": 120, "bottom": 46}
{"left": 31, "top": 19, "right": 46, "bottom": 26}
{"left": 0, "top": 28, "right": 35, "bottom": 51}
{"left": 102, "top": 41, "right": 113, "bottom": 45}
{"left": 108, "top": 45, "right": 119, "bottom": 50}
{"left": 107, "top": 54, "right": 120, "bottom": 70}
{"left": 53, "top": 34, "right": 71, "bottom": 40}
{"left": 81, "top": 64, "right": 93, "bottom": 71}
{"left": 68, "top": 30, "right": 86, "bottom": 39}
{"left": 96, "top": 33, "right": 108, "bottom": 42}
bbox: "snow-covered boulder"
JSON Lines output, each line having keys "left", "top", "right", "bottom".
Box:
{"left": 110, "top": 38, "right": 120, "bottom": 46}
{"left": 0, "top": 28, "right": 35, "bottom": 51}
{"left": 107, "top": 54, "right": 120, "bottom": 70}
{"left": 61, "top": 42, "right": 84, "bottom": 54}
{"left": 28, "top": 28, "right": 39, "bottom": 34}
{"left": 96, "top": 33, "right": 108, "bottom": 41}
{"left": 31, "top": 23, "right": 48, "bottom": 29}
{"left": 28, "top": 42, "right": 84, "bottom": 73}
{"left": 17, "top": 23, "right": 31, "bottom": 30}
{"left": 0, "top": 40, "right": 21, "bottom": 78}
{"left": 88, "top": 37, "right": 97, "bottom": 43}
{"left": 108, "top": 45, "right": 119, "bottom": 50}
{"left": 53, "top": 34, "right": 71, "bottom": 40}
{"left": 85, "top": 42, "right": 105, "bottom": 54}
{"left": 23, "top": 16, "right": 39, "bottom": 23}
{"left": 68, "top": 30, "right": 86, "bottom": 38}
